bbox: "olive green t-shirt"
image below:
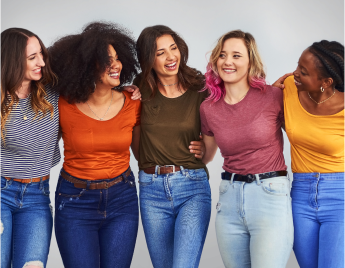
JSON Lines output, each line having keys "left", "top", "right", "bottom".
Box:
{"left": 134, "top": 76, "right": 208, "bottom": 173}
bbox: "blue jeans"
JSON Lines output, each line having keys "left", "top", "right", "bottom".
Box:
{"left": 54, "top": 168, "right": 139, "bottom": 268}
{"left": 139, "top": 167, "right": 211, "bottom": 268}
{"left": 1, "top": 177, "right": 53, "bottom": 268}
{"left": 215, "top": 173, "right": 293, "bottom": 268}
{"left": 292, "top": 172, "right": 344, "bottom": 268}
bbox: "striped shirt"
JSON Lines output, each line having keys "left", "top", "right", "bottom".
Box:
{"left": 1, "top": 87, "right": 60, "bottom": 179}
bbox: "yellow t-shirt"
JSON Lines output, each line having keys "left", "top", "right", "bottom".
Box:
{"left": 283, "top": 76, "right": 344, "bottom": 173}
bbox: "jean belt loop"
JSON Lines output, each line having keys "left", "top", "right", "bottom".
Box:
{"left": 39, "top": 177, "right": 44, "bottom": 189}
{"left": 122, "top": 168, "right": 128, "bottom": 182}
{"left": 180, "top": 166, "right": 186, "bottom": 176}
{"left": 287, "top": 172, "right": 292, "bottom": 190}
{"left": 29, "top": 177, "right": 33, "bottom": 184}
{"left": 230, "top": 173, "right": 235, "bottom": 185}
{"left": 255, "top": 174, "right": 261, "bottom": 185}
{"left": 154, "top": 165, "right": 159, "bottom": 177}
{"left": 86, "top": 180, "right": 91, "bottom": 190}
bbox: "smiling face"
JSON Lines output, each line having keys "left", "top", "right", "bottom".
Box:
{"left": 293, "top": 49, "right": 324, "bottom": 92}
{"left": 216, "top": 38, "right": 250, "bottom": 86}
{"left": 98, "top": 45, "right": 122, "bottom": 88}
{"left": 24, "top": 36, "right": 45, "bottom": 82}
{"left": 152, "top": 34, "right": 180, "bottom": 78}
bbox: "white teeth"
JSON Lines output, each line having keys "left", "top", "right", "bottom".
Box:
{"left": 223, "top": 69, "right": 235, "bottom": 73}
{"left": 166, "top": 62, "right": 176, "bottom": 67}
{"left": 294, "top": 79, "right": 301, "bottom": 85}
{"left": 109, "top": 73, "right": 119, "bottom": 78}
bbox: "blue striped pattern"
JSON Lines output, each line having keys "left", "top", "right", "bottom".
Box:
{"left": 1, "top": 87, "right": 61, "bottom": 179}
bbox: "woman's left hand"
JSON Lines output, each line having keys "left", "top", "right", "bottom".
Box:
{"left": 123, "top": 85, "right": 142, "bottom": 100}
{"left": 189, "top": 135, "right": 205, "bottom": 159}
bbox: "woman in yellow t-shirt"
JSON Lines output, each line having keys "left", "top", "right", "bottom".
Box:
{"left": 274, "top": 40, "right": 344, "bottom": 268}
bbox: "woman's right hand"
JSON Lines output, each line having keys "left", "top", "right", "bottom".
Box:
{"left": 272, "top": 73, "right": 293, "bottom": 89}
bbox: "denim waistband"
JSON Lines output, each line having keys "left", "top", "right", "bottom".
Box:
{"left": 293, "top": 172, "right": 344, "bottom": 181}
{"left": 60, "top": 167, "right": 132, "bottom": 183}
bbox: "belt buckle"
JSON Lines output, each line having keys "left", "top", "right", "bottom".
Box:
{"left": 165, "top": 165, "right": 175, "bottom": 173}
{"left": 246, "top": 174, "right": 255, "bottom": 183}
{"left": 105, "top": 182, "right": 109, "bottom": 189}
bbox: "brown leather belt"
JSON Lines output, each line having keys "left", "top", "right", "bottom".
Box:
{"left": 60, "top": 169, "right": 131, "bottom": 190}
{"left": 143, "top": 165, "right": 181, "bottom": 175}
{"left": 4, "top": 175, "right": 50, "bottom": 183}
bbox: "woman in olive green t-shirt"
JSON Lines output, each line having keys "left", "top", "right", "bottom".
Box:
{"left": 133, "top": 25, "right": 211, "bottom": 268}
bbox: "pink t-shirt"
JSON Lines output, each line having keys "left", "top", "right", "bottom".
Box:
{"left": 200, "top": 86, "right": 287, "bottom": 175}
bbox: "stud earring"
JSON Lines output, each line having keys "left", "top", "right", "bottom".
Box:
{"left": 321, "top": 86, "right": 324, "bottom": 92}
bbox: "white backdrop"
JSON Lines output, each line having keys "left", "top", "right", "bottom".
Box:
{"left": 1, "top": 0, "right": 343, "bottom": 267}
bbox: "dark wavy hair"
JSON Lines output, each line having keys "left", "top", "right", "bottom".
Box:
{"left": 49, "top": 21, "right": 139, "bottom": 103}
{"left": 1, "top": 28, "right": 56, "bottom": 140}
{"left": 136, "top": 25, "right": 204, "bottom": 99}
{"left": 309, "top": 40, "right": 344, "bottom": 92}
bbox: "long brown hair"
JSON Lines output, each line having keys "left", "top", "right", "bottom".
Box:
{"left": 1, "top": 28, "right": 56, "bottom": 139}
{"left": 136, "top": 25, "right": 204, "bottom": 99}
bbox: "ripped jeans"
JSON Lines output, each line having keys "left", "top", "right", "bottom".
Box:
{"left": 1, "top": 177, "right": 53, "bottom": 268}
{"left": 54, "top": 168, "right": 139, "bottom": 268}
{"left": 215, "top": 173, "right": 294, "bottom": 268}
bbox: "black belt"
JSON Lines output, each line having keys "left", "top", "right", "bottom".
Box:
{"left": 221, "top": 170, "right": 287, "bottom": 183}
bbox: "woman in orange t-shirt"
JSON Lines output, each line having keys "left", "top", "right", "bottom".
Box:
{"left": 49, "top": 22, "right": 141, "bottom": 268}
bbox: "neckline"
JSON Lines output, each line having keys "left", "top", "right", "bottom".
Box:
{"left": 73, "top": 92, "right": 127, "bottom": 122}
{"left": 157, "top": 87, "right": 190, "bottom": 100}
{"left": 296, "top": 91, "right": 344, "bottom": 117}
{"left": 222, "top": 87, "right": 251, "bottom": 107}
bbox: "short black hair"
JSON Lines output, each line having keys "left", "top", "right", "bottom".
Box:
{"left": 49, "top": 21, "right": 139, "bottom": 103}
{"left": 309, "top": 40, "right": 344, "bottom": 92}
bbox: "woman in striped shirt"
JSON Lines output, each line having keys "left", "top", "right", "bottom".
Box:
{"left": 1, "top": 28, "right": 59, "bottom": 268}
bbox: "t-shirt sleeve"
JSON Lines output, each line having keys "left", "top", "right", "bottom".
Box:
{"left": 200, "top": 102, "right": 214, "bottom": 136}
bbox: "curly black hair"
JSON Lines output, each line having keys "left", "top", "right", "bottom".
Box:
{"left": 309, "top": 40, "right": 344, "bottom": 92}
{"left": 49, "top": 21, "right": 139, "bottom": 103}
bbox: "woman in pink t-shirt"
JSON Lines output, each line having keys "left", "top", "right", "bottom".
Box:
{"left": 200, "top": 30, "right": 293, "bottom": 268}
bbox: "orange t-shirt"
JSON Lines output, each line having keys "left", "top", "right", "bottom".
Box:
{"left": 59, "top": 91, "right": 141, "bottom": 180}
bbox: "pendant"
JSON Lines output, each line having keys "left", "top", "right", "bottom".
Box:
{"left": 23, "top": 116, "right": 27, "bottom": 120}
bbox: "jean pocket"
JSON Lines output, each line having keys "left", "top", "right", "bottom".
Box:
{"left": 186, "top": 168, "right": 207, "bottom": 181}
{"left": 56, "top": 177, "right": 87, "bottom": 199}
{"left": 219, "top": 180, "right": 230, "bottom": 195}
{"left": 138, "top": 171, "right": 154, "bottom": 187}
{"left": 1, "top": 177, "right": 10, "bottom": 190}
{"left": 261, "top": 178, "right": 289, "bottom": 196}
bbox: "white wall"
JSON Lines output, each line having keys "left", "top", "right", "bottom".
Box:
{"left": 2, "top": 0, "right": 343, "bottom": 267}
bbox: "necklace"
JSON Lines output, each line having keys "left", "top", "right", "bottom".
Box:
{"left": 227, "top": 88, "right": 249, "bottom": 105}
{"left": 158, "top": 79, "right": 178, "bottom": 87}
{"left": 18, "top": 93, "right": 31, "bottom": 120}
{"left": 86, "top": 91, "right": 113, "bottom": 121}
{"left": 308, "top": 90, "right": 336, "bottom": 105}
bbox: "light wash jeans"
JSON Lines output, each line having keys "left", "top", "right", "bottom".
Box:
{"left": 139, "top": 166, "right": 211, "bottom": 268}
{"left": 292, "top": 172, "right": 344, "bottom": 268}
{"left": 215, "top": 173, "right": 293, "bottom": 268}
{"left": 1, "top": 177, "right": 53, "bottom": 268}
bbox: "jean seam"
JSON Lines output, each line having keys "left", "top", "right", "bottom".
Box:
{"left": 191, "top": 220, "right": 209, "bottom": 268}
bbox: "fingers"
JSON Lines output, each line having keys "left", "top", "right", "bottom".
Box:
{"left": 189, "top": 142, "right": 204, "bottom": 158}
{"left": 131, "top": 87, "right": 142, "bottom": 100}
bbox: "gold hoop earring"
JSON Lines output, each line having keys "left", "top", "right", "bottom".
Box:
{"left": 321, "top": 87, "right": 324, "bottom": 92}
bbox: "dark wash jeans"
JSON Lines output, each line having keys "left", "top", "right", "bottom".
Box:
{"left": 1, "top": 177, "right": 53, "bottom": 268}
{"left": 54, "top": 168, "right": 139, "bottom": 268}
